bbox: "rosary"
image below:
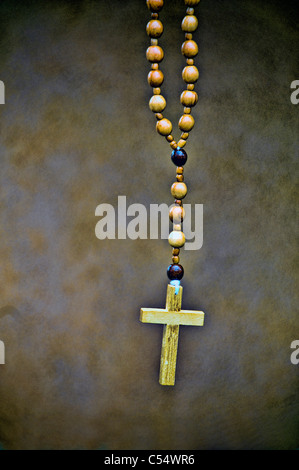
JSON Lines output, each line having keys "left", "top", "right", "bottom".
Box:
{"left": 140, "top": 0, "right": 205, "bottom": 386}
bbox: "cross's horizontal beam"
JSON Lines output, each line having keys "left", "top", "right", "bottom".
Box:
{"left": 140, "top": 308, "right": 204, "bottom": 326}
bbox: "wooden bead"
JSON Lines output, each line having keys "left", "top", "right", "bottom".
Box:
{"left": 172, "top": 256, "right": 180, "bottom": 264}
{"left": 176, "top": 167, "right": 184, "bottom": 174}
{"left": 179, "top": 114, "right": 195, "bottom": 132}
{"left": 173, "top": 224, "right": 182, "bottom": 231}
{"left": 186, "top": 7, "right": 195, "bottom": 15}
{"left": 149, "top": 94, "right": 166, "bottom": 112}
{"left": 175, "top": 199, "right": 182, "bottom": 205}
{"left": 185, "top": 33, "right": 193, "bottom": 40}
{"left": 146, "top": 45, "right": 164, "bottom": 63}
{"left": 147, "top": 0, "right": 164, "bottom": 12}
{"left": 176, "top": 174, "right": 184, "bottom": 182}
{"left": 181, "top": 15, "right": 198, "bottom": 32}
{"left": 187, "top": 84, "right": 195, "bottom": 90}
{"left": 171, "top": 148, "right": 188, "bottom": 166}
{"left": 184, "top": 0, "right": 200, "bottom": 6}
{"left": 171, "top": 182, "right": 187, "bottom": 199}
{"left": 181, "top": 132, "right": 189, "bottom": 140}
{"left": 169, "top": 205, "right": 185, "bottom": 223}
{"left": 170, "top": 141, "right": 178, "bottom": 150}
{"left": 151, "top": 38, "right": 158, "bottom": 46}
{"left": 151, "top": 63, "right": 159, "bottom": 70}
{"left": 180, "top": 90, "right": 198, "bottom": 107}
{"left": 186, "top": 59, "right": 194, "bottom": 65}
{"left": 184, "top": 107, "right": 191, "bottom": 114}
{"left": 178, "top": 139, "right": 187, "bottom": 148}
{"left": 153, "top": 87, "right": 161, "bottom": 94}
{"left": 155, "top": 113, "right": 163, "bottom": 120}
{"left": 181, "top": 40, "right": 198, "bottom": 58}
{"left": 172, "top": 248, "right": 180, "bottom": 256}
{"left": 166, "top": 134, "right": 174, "bottom": 142}
{"left": 156, "top": 118, "right": 172, "bottom": 136}
{"left": 167, "top": 263, "right": 184, "bottom": 280}
{"left": 182, "top": 65, "right": 199, "bottom": 83}
{"left": 148, "top": 69, "right": 164, "bottom": 87}
{"left": 168, "top": 231, "right": 186, "bottom": 248}
{"left": 146, "top": 20, "right": 164, "bottom": 38}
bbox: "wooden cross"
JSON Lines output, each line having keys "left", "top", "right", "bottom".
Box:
{"left": 140, "top": 284, "right": 205, "bottom": 386}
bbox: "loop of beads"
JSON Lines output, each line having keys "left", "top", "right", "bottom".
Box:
{"left": 146, "top": 0, "right": 200, "bottom": 282}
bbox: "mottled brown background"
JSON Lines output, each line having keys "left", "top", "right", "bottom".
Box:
{"left": 0, "top": 0, "right": 298, "bottom": 450}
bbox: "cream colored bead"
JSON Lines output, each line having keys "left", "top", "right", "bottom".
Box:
{"left": 179, "top": 114, "right": 195, "bottom": 132}
{"left": 168, "top": 231, "right": 186, "bottom": 248}
{"left": 156, "top": 118, "right": 172, "bottom": 136}
{"left": 182, "top": 65, "right": 199, "bottom": 83}
{"left": 171, "top": 182, "right": 187, "bottom": 199}
{"left": 173, "top": 224, "right": 182, "bottom": 231}
{"left": 169, "top": 205, "right": 185, "bottom": 223}
{"left": 181, "top": 15, "right": 198, "bottom": 32}
{"left": 149, "top": 94, "right": 166, "bottom": 112}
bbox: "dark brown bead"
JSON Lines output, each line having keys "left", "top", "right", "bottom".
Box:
{"left": 167, "top": 264, "right": 184, "bottom": 281}
{"left": 171, "top": 148, "right": 188, "bottom": 166}
{"left": 172, "top": 248, "right": 180, "bottom": 256}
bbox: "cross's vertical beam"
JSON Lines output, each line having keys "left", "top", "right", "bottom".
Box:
{"left": 159, "top": 285, "right": 183, "bottom": 386}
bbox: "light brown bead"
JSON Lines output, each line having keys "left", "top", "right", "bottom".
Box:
{"left": 182, "top": 65, "right": 199, "bottom": 83}
{"left": 186, "top": 58, "right": 194, "bottom": 65}
{"left": 169, "top": 205, "right": 185, "bottom": 223}
{"left": 184, "top": 0, "right": 200, "bottom": 6}
{"left": 184, "top": 107, "right": 191, "bottom": 114}
{"left": 156, "top": 118, "right": 172, "bottom": 136}
{"left": 147, "top": 0, "right": 164, "bottom": 11}
{"left": 151, "top": 63, "right": 159, "bottom": 70}
{"left": 186, "top": 7, "right": 195, "bottom": 15}
{"left": 146, "top": 19, "right": 164, "bottom": 38}
{"left": 149, "top": 94, "right": 166, "bottom": 112}
{"left": 172, "top": 248, "right": 180, "bottom": 256}
{"left": 147, "top": 69, "right": 164, "bottom": 87}
{"left": 176, "top": 174, "right": 184, "bottom": 182}
{"left": 180, "top": 90, "right": 198, "bottom": 107}
{"left": 153, "top": 87, "right": 161, "bottom": 94}
{"left": 168, "top": 231, "right": 186, "bottom": 248}
{"left": 181, "top": 15, "right": 198, "bottom": 32}
{"left": 155, "top": 113, "right": 163, "bottom": 120}
{"left": 146, "top": 45, "right": 164, "bottom": 63}
{"left": 172, "top": 255, "right": 180, "bottom": 264}
{"left": 178, "top": 139, "right": 187, "bottom": 148}
{"left": 175, "top": 199, "right": 182, "bottom": 205}
{"left": 181, "top": 132, "right": 189, "bottom": 140}
{"left": 173, "top": 224, "right": 182, "bottom": 231}
{"left": 171, "top": 182, "right": 187, "bottom": 199}
{"left": 181, "top": 40, "right": 198, "bottom": 58}
{"left": 185, "top": 33, "right": 193, "bottom": 40}
{"left": 166, "top": 134, "right": 174, "bottom": 142}
{"left": 187, "top": 84, "right": 195, "bottom": 90}
{"left": 179, "top": 114, "right": 195, "bottom": 132}
{"left": 170, "top": 141, "right": 178, "bottom": 149}
{"left": 176, "top": 167, "right": 184, "bottom": 174}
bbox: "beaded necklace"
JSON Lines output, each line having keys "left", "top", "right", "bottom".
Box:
{"left": 140, "top": 0, "right": 205, "bottom": 386}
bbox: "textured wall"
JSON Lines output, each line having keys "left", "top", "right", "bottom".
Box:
{"left": 0, "top": 0, "right": 298, "bottom": 450}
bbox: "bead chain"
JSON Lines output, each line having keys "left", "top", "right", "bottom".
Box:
{"left": 146, "top": 0, "right": 200, "bottom": 283}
